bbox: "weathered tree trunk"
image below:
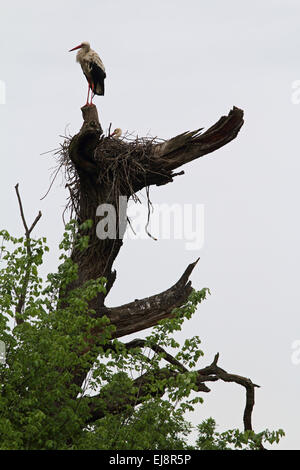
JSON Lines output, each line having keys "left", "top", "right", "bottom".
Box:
{"left": 68, "top": 104, "right": 244, "bottom": 320}
{"left": 51, "top": 103, "right": 262, "bottom": 435}
{"left": 68, "top": 105, "right": 124, "bottom": 306}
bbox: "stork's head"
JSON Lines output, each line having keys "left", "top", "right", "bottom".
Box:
{"left": 69, "top": 41, "right": 90, "bottom": 52}
{"left": 111, "top": 128, "right": 122, "bottom": 138}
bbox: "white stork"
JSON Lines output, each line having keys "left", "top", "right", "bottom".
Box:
{"left": 69, "top": 41, "right": 106, "bottom": 106}
{"left": 111, "top": 128, "right": 122, "bottom": 138}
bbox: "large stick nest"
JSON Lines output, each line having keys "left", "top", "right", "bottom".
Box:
{"left": 53, "top": 132, "right": 166, "bottom": 230}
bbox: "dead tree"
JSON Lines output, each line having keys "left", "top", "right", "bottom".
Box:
{"left": 54, "top": 104, "right": 259, "bottom": 432}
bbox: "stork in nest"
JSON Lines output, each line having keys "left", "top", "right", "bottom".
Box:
{"left": 111, "top": 128, "right": 122, "bottom": 139}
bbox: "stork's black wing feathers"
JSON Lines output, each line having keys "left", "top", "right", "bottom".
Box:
{"left": 89, "top": 62, "right": 106, "bottom": 96}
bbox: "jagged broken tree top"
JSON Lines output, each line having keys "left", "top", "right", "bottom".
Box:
{"left": 53, "top": 105, "right": 243, "bottom": 219}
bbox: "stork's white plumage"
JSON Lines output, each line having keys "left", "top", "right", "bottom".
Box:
{"left": 69, "top": 41, "right": 106, "bottom": 106}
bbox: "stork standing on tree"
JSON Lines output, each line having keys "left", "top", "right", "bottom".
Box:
{"left": 69, "top": 41, "right": 106, "bottom": 106}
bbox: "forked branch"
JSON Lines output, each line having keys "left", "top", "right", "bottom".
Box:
{"left": 14, "top": 184, "right": 42, "bottom": 324}
{"left": 85, "top": 351, "right": 258, "bottom": 434}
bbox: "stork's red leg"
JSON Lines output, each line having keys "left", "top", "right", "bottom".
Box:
{"left": 90, "top": 82, "right": 95, "bottom": 105}
{"left": 85, "top": 83, "right": 91, "bottom": 106}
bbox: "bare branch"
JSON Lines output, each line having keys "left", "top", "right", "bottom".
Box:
{"left": 103, "top": 259, "right": 200, "bottom": 338}
{"left": 14, "top": 184, "right": 42, "bottom": 324}
{"left": 15, "top": 184, "right": 42, "bottom": 237}
{"left": 84, "top": 352, "right": 258, "bottom": 430}
{"left": 15, "top": 183, "right": 29, "bottom": 235}
{"left": 198, "top": 353, "right": 259, "bottom": 432}
{"left": 128, "top": 106, "right": 244, "bottom": 191}
{"left": 152, "top": 106, "right": 244, "bottom": 172}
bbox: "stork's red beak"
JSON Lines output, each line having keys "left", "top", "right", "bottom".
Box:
{"left": 69, "top": 44, "right": 82, "bottom": 52}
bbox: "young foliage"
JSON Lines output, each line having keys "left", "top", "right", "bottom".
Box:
{"left": 0, "top": 223, "right": 283, "bottom": 450}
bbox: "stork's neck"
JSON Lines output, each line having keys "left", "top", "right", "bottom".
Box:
{"left": 76, "top": 45, "right": 90, "bottom": 63}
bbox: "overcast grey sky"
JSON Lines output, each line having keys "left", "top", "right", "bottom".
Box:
{"left": 1, "top": 0, "right": 300, "bottom": 449}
